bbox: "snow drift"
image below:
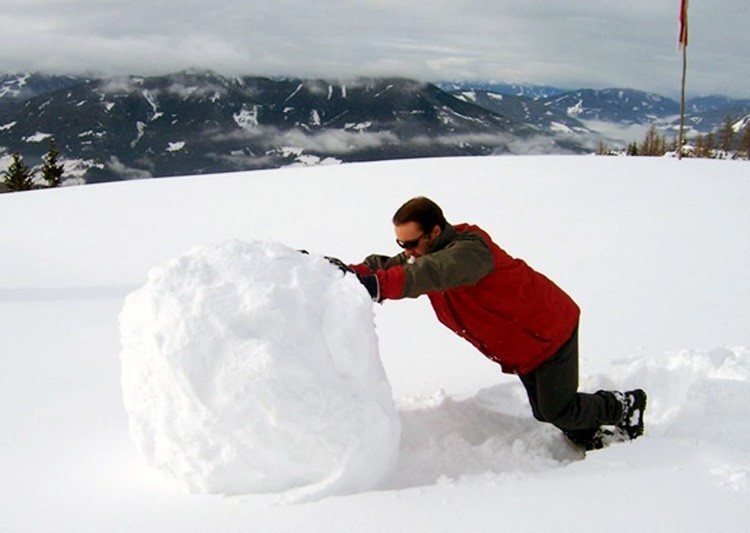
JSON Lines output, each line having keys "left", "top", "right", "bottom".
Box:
{"left": 118, "top": 240, "right": 401, "bottom": 499}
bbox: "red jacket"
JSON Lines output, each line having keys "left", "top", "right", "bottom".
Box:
{"left": 359, "top": 223, "right": 580, "bottom": 375}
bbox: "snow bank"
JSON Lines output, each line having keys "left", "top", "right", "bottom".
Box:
{"left": 613, "top": 346, "right": 750, "bottom": 452}
{"left": 385, "top": 345, "right": 750, "bottom": 491}
{"left": 118, "top": 240, "right": 400, "bottom": 500}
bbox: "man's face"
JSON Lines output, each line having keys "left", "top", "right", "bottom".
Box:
{"left": 394, "top": 221, "right": 439, "bottom": 259}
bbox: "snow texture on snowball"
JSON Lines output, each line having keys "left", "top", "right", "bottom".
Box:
{"left": 119, "top": 240, "right": 401, "bottom": 499}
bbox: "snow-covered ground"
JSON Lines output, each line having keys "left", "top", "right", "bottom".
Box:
{"left": 1, "top": 155, "right": 749, "bottom": 531}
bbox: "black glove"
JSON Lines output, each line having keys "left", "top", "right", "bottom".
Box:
{"left": 316, "top": 254, "right": 379, "bottom": 301}
{"left": 356, "top": 273, "right": 380, "bottom": 302}
{"left": 324, "top": 255, "right": 354, "bottom": 274}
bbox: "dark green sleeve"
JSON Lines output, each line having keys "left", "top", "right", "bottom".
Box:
{"left": 401, "top": 237, "right": 494, "bottom": 298}
{"left": 362, "top": 253, "right": 408, "bottom": 271}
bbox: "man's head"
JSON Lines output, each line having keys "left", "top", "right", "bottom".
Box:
{"left": 392, "top": 196, "right": 447, "bottom": 258}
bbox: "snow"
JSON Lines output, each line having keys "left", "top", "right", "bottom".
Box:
{"left": 285, "top": 83, "right": 304, "bottom": 103}
{"left": 22, "top": 131, "right": 53, "bottom": 143}
{"left": 119, "top": 241, "right": 400, "bottom": 499}
{"left": 374, "top": 84, "right": 394, "bottom": 98}
{"left": 166, "top": 141, "right": 185, "bottom": 152}
{"left": 344, "top": 121, "right": 373, "bottom": 132}
{"left": 233, "top": 105, "right": 259, "bottom": 130}
{"left": 142, "top": 89, "right": 161, "bottom": 121}
{"left": 1, "top": 155, "right": 749, "bottom": 531}
{"left": 288, "top": 154, "right": 342, "bottom": 167}
{"left": 61, "top": 158, "right": 104, "bottom": 181}
{"left": 131, "top": 121, "right": 146, "bottom": 147}
{"left": 0, "top": 153, "right": 12, "bottom": 171}
{"left": 567, "top": 99, "right": 584, "bottom": 116}
{"left": 733, "top": 115, "right": 750, "bottom": 132}
{"left": 549, "top": 121, "right": 573, "bottom": 134}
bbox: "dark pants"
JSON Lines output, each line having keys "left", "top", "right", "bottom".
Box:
{"left": 518, "top": 328, "right": 622, "bottom": 441}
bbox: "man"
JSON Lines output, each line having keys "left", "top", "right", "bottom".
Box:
{"left": 347, "top": 196, "right": 646, "bottom": 451}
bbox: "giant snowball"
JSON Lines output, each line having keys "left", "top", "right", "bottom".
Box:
{"left": 119, "top": 240, "right": 400, "bottom": 499}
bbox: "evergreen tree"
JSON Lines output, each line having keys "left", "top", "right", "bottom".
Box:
{"left": 2, "top": 152, "right": 33, "bottom": 192}
{"left": 705, "top": 132, "right": 716, "bottom": 158}
{"left": 669, "top": 135, "right": 680, "bottom": 155}
{"left": 740, "top": 126, "right": 750, "bottom": 160}
{"left": 718, "top": 115, "right": 735, "bottom": 155}
{"left": 626, "top": 142, "right": 638, "bottom": 156}
{"left": 41, "top": 138, "right": 64, "bottom": 188}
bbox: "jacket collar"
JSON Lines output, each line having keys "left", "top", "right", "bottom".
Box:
{"left": 429, "top": 223, "right": 456, "bottom": 253}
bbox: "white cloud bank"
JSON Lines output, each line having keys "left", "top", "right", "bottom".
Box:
{"left": 1, "top": 1, "right": 747, "bottom": 98}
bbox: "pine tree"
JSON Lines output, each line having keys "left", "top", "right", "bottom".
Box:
{"left": 41, "top": 138, "right": 64, "bottom": 188}
{"left": 2, "top": 152, "right": 33, "bottom": 192}
{"left": 669, "top": 135, "right": 680, "bottom": 155}
{"left": 740, "top": 126, "right": 750, "bottom": 160}
{"left": 718, "top": 115, "right": 735, "bottom": 156}
{"left": 705, "top": 132, "right": 716, "bottom": 158}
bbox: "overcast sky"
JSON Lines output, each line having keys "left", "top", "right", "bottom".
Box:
{"left": 1, "top": 1, "right": 747, "bottom": 98}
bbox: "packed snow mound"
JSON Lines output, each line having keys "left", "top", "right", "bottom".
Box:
{"left": 118, "top": 240, "right": 401, "bottom": 499}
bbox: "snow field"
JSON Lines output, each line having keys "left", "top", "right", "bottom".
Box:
{"left": 1, "top": 155, "right": 749, "bottom": 531}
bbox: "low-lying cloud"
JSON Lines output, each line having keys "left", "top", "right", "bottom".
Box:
{"left": 1, "top": 1, "right": 748, "bottom": 98}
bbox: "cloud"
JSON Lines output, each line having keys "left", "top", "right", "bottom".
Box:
{"left": 276, "top": 129, "right": 400, "bottom": 154}
{"left": 0, "top": 1, "right": 748, "bottom": 98}
{"left": 106, "top": 156, "right": 153, "bottom": 180}
{"left": 211, "top": 125, "right": 399, "bottom": 155}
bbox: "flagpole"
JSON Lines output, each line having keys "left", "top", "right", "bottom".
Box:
{"left": 678, "top": 0, "right": 689, "bottom": 160}
{"left": 679, "top": 43, "right": 687, "bottom": 159}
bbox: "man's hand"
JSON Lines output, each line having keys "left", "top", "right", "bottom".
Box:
{"left": 324, "top": 256, "right": 354, "bottom": 274}
{"left": 322, "top": 255, "right": 379, "bottom": 301}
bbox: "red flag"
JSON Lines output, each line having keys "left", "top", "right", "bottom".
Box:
{"left": 679, "top": 0, "right": 689, "bottom": 48}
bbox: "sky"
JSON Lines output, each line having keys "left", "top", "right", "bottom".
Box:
{"left": 1, "top": 1, "right": 747, "bottom": 98}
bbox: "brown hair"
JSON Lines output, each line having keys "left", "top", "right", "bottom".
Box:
{"left": 392, "top": 196, "right": 447, "bottom": 232}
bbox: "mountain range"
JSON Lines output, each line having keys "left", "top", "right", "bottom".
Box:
{"left": 1, "top": 72, "right": 748, "bottom": 183}
{"left": 442, "top": 81, "right": 750, "bottom": 135}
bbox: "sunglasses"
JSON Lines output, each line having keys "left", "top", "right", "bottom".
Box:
{"left": 396, "top": 232, "right": 426, "bottom": 250}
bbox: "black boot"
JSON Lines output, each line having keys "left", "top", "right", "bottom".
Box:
{"left": 564, "top": 428, "right": 599, "bottom": 450}
{"left": 565, "top": 427, "right": 629, "bottom": 451}
{"left": 615, "top": 389, "right": 647, "bottom": 440}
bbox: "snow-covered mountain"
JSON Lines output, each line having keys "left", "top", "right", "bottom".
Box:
{"left": 1, "top": 72, "right": 748, "bottom": 183}
{"left": 682, "top": 94, "right": 750, "bottom": 133}
{"left": 543, "top": 88, "right": 680, "bottom": 124}
{"left": 447, "top": 83, "right": 750, "bottom": 145}
{"left": 0, "top": 73, "right": 84, "bottom": 102}
{"left": 437, "top": 80, "right": 568, "bottom": 100}
{"left": 0, "top": 71, "right": 574, "bottom": 182}
{"left": 452, "top": 89, "right": 591, "bottom": 135}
